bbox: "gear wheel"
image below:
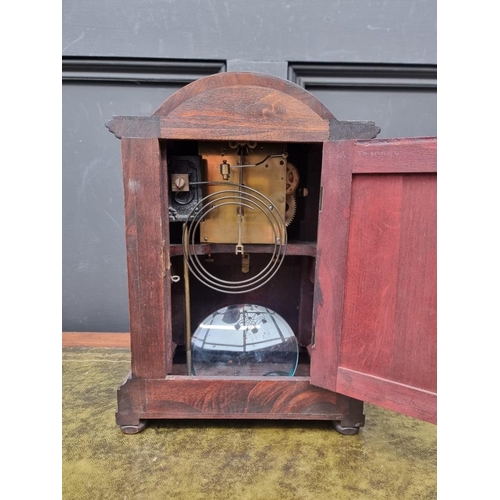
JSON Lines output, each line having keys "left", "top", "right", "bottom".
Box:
{"left": 286, "top": 163, "right": 300, "bottom": 195}
{"left": 285, "top": 194, "right": 296, "bottom": 227}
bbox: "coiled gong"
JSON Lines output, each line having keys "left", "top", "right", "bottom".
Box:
{"left": 182, "top": 181, "right": 287, "bottom": 294}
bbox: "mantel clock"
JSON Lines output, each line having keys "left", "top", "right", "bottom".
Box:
{"left": 106, "top": 72, "right": 437, "bottom": 434}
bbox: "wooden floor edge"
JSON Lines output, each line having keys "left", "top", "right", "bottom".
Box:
{"left": 62, "top": 332, "right": 130, "bottom": 349}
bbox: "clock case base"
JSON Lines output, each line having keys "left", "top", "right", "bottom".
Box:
{"left": 116, "top": 372, "right": 365, "bottom": 434}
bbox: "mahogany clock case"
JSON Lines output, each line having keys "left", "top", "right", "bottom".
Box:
{"left": 105, "top": 72, "right": 437, "bottom": 434}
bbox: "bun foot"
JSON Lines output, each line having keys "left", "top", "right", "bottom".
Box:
{"left": 333, "top": 421, "right": 360, "bottom": 435}
{"left": 119, "top": 421, "right": 148, "bottom": 434}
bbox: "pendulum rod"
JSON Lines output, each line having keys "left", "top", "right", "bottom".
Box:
{"left": 235, "top": 147, "right": 244, "bottom": 255}
{"left": 183, "top": 222, "right": 193, "bottom": 375}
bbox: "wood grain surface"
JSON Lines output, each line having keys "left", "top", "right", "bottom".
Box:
{"left": 151, "top": 72, "right": 334, "bottom": 119}
{"left": 169, "top": 242, "right": 317, "bottom": 258}
{"left": 117, "top": 376, "right": 342, "bottom": 422}
{"left": 309, "top": 137, "right": 436, "bottom": 422}
{"left": 310, "top": 141, "right": 354, "bottom": 393}
{"left": 353, "top": 137, "right": 436, "bottom": 173}
{"left": 337, "top": 367, "right": 436, "bottom": 423}
{"left": 62, "top": 332, "right": 130, "bottom": 348}
{"left": 106, "top": 72, "right": 335, "bottom": 142}
{"left": 121, "top": 138, "right": 172, "bottom": 378}
{"left": 340, "top": 173, "right": 436, "bottom": 392}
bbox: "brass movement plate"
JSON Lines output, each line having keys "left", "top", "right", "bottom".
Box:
{"left": 198, "top": 142, "right": 287, "bottom": 245}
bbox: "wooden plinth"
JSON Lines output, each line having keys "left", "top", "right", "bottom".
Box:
{"left": 116, "top": 374, "right": 364, "bottom": 428}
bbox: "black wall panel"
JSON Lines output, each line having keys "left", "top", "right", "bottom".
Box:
{"left": 62, "top": 62, "right": 225, "bottom": 331}
{"left": 62, "top": 83, "right": 182, "bottom": 331}
{"left": 290, "top": 64, "right": 437, "bottom": 138}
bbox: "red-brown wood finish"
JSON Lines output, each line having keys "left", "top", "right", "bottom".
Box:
{"left": 157, "top": 85, "right": 330, "bottom": 142}
{"left": 353, "top": 137, "right": 437, "bottom": 174}
{"left": 107, "top": 109, "right": 329, "bottom": 143}
{"left": 310, "top": 141, "right": 354, "bottom": 391}
{"left": 121, "top": 138, "right": 172, "bottom": 378}
{"left": 106, "top": 72, "right": 378, "bottom": 144}
{"left": 152, "top": 72, "right": 334, "bottom": 120}
{"left": 107, "top": 73, "right": 333, "bottom": 143}
{"left": 62, "top": 332, "right": 130, "bottom": 349}
{"left": 146, "top": 377, "right": 338, "bottom": 418}
{"left": 116, "top": 374, "right": 146, "bottom": 426}
{"left": 169, "top": 242, "right": 317, "bottom": 258}
{"left": 116, "top": 376, "right": 365, "bottom": 425}
{"left": 328, "top": 139, "right": 437, "bottom": 423}
{"left": 336, "top": 367, "right": 436, "bottom": 423}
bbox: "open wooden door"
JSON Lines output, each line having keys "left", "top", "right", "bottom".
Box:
{"left": 310, "top": 137, "right": 437, "bottom": 424}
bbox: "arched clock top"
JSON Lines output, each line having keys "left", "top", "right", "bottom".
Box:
{"left": 152, "top": 72, "right": 334, "bottom": 120}
{"left": 106, "top": 72, "right": 380, "bottom": 142}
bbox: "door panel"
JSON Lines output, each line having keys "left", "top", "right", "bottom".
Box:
{"left": 340, "top": 173, "right": 437, "bottom": 391}
{"left": 311, "top": 137, "right": 437, "bottom": 423}
{"left": 309, "top": 141, "right": 354, "bottom": 393}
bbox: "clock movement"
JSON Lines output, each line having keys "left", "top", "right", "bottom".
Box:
{"left": 106, "top": 72, "right": 437, "bottom": 434}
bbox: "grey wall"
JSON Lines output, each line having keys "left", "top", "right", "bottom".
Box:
{"left": 63, "top": 0, "right": 436, "bottom": 65}
{"left": 63, "top": 82, "right": 184, "bottom": 331}
{"left": 62, "top": 0, "right": 436, "bottom": 332}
